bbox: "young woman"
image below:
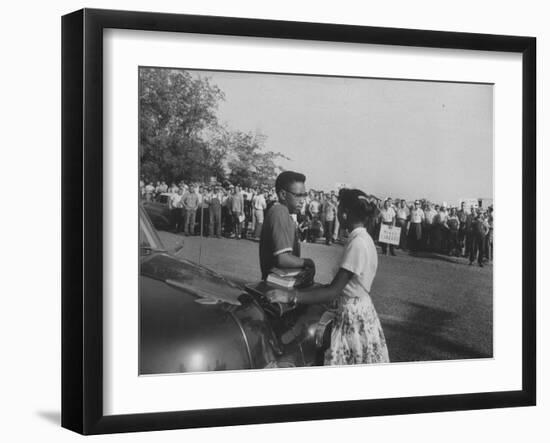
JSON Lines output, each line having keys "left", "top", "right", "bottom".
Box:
{"left": 267, "top": 188, "right": 390, "bottom": 365}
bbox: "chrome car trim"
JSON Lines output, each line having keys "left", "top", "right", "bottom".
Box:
{"left": 165, "top": 278, "right": 241, "bottom": 306}
{"left": 298, "top": 343, "right": 305, "bottom": 366}
{"left": 227, "top": 311, "right": 254, "bottom": 369}
{"left": 315, "top": 311, "right": 336, "bottom": 348}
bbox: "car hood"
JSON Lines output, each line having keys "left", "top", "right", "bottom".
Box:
{"left": 140, "top": 275, "right": 253, "bottom": 373}
{"left": 140, "top": 253, "right": 244, "bottom": 305}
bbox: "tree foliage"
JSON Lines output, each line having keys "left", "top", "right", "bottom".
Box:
{"left": 139, "top": 68, "right": 288, "bottom": 187}
{"left": 139, "top": 68, "right": 225, "bottom": 183}
{"left": 208, "top": 129, "right": 288, "bottom": 188}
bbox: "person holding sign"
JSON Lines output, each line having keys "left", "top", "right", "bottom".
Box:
{"left": 266, "top": 188, "right": 389, "bottom": 365}
{"left": 379, "top": 199, "right": 396, "bottom": 256}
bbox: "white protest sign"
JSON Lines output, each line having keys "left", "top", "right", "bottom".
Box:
{"left": 379, "top": 225, "right": 401, "bottom": 245}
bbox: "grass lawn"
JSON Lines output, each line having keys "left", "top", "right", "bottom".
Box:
{"left": 159, "top": 231, "right": 493, "bottom": 362}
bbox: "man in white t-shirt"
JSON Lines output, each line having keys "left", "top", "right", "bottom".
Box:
{"left": 408, "top": 200, "right": 425, "bottom": 253}
{"left": 379, "top": 199, "right": 396, "bottom": 256}
{"left": 169, "top": 188, "right": 184, "bottom": 232}
{"left": 423, "top": 202, "right": 437, "bottom": 250}
{"left": 396, "top": 199, "right": 409, "bottom": 250}
{"left": 139, "top": 179, "right": 145, "bottom": 198}
{"left": 308, "top": 194, "right": 321, "bottom": 220}
{"left": 144, "top": 182, "right": 155, "bottom": 202}
{"left": 252, "top": 189, "right": 267, "bottom": 239}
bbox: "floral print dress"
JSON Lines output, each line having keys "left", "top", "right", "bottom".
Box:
{"left": 325, "top": 293, "right": 389, "bottom": 365}
{"left": 324, "top": 227, "right": 389, "bottom": 365}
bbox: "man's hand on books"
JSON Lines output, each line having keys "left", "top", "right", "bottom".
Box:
{"left": 296, "top": 258, "right": 315, "bottom": 288}
{"left": 303, "top": 258, "right": 315, "bottom": 269}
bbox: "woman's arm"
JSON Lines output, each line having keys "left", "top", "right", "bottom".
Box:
{"left": 267, "top": 267, "right": 354, "bottom": 305}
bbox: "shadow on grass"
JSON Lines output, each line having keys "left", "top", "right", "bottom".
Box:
{"left": 381, "top": 301, "right": 492, "bottom": 362}
{"left": 406, "top": 250, "right": 466, "bottom": 264}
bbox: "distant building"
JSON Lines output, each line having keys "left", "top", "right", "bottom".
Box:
{"left": 459, "top": 198, "right": 479, "bottom": 210}
{"left": 458, "top": 197, "right": 493, "bottom": 210}
{"left": 478, "top": 197, "right": 494, "bottom": 208}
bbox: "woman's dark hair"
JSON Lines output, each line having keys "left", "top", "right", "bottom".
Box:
{"left": 338, "top": 188, "right": 378, "bottom": 221}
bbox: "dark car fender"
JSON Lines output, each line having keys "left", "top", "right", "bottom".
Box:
{"left": 140, "top": 253, "right": 280, "bottom": 373}
{"left": 140, "top": 275, "right": 256, "bottom": 373}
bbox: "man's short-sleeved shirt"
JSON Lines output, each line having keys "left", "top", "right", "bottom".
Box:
{"left": 253, "top": 194, "right": 267, "bottom": 211}
{"left": 322, "top": 201, "right": 337, "bottom": 221}
{"left": 436, "top": 210, "right": 448, "bottom": 225}
{"left": 424, "top": 208, "right": 437, "bottom": 224}
{"left": 170, "top": 193, "right": 183, "bottom": 208}
{"left": 259, "top": 202, "right": 300, "bottom": 279}
{"left": 308, "top": 200, "right": 321, "bottom": 215}
{"left": 410, "top": 208, "right": 425, "bottom": 224}
{"left": 396, "top": 207, "right": 409, "bottom": 220}
{"left": 380, "top": 207, "right": 396, "bottom": 223}
{"left": 231, "top": 192, "right": 244, "bottom": 213}
{"left": 183, "top": 192, "right": 199, "bottom": 210}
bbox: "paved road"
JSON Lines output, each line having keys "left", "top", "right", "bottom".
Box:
{"left": 159, "top": 231, "right": 493, "bottom": 363}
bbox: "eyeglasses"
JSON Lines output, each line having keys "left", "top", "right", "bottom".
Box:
{"left": 284, "top": 189, "right": 308, "bottom": 199}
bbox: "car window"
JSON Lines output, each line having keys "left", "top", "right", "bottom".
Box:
{"left": 140, "top": 207, "right": 165, "bottom": 256}
{"left": 139, "top": 223, "right": 152, "bottom": 251}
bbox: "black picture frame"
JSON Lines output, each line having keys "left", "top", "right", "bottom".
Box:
{"left": 61, "top": 8, "right": 536, "bottom": 435}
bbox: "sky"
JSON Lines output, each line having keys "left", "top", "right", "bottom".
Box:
{"left": 188, "top": 69, "right": 493, "bottom": 205}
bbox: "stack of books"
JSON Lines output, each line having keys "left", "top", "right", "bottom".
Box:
{"left": 266, "top": 267, "right": 302, "bottom": 288}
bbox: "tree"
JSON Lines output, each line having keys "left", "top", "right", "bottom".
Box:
{"left": 222, "top": 130, "right": 289, "bottom": 188}
{"left": 139, "top": 68, "right": 289, "bottom": 187}
{"left": 139, "top": 68, "right": 225, "bottom": 183}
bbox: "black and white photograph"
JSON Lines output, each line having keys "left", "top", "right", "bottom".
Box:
{"left": 1, "top": 0, "right": 545, "bottom": 439}
{"left": 138, "top": 67, "right": 494, "bottom": 375}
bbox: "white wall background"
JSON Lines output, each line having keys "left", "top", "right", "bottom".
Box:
{"left": 0, "top": 0, "right": 546, "bottom": 441}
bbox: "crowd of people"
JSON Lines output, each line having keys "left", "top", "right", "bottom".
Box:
{"left": 375, "top": 197, "right": 494, "bottom": 267}
{"left": 141, "top": 179, "right": 278, "bottom": 239}
{"left": 140, "top": 179, "right": 494, "bottom": 267}
{"left": 140, "top": 170, "right": 494, "bottom": 367}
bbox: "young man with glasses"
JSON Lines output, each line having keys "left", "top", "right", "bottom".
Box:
{"left": 259, "top": 171, "right": 316, "bottom": 282}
